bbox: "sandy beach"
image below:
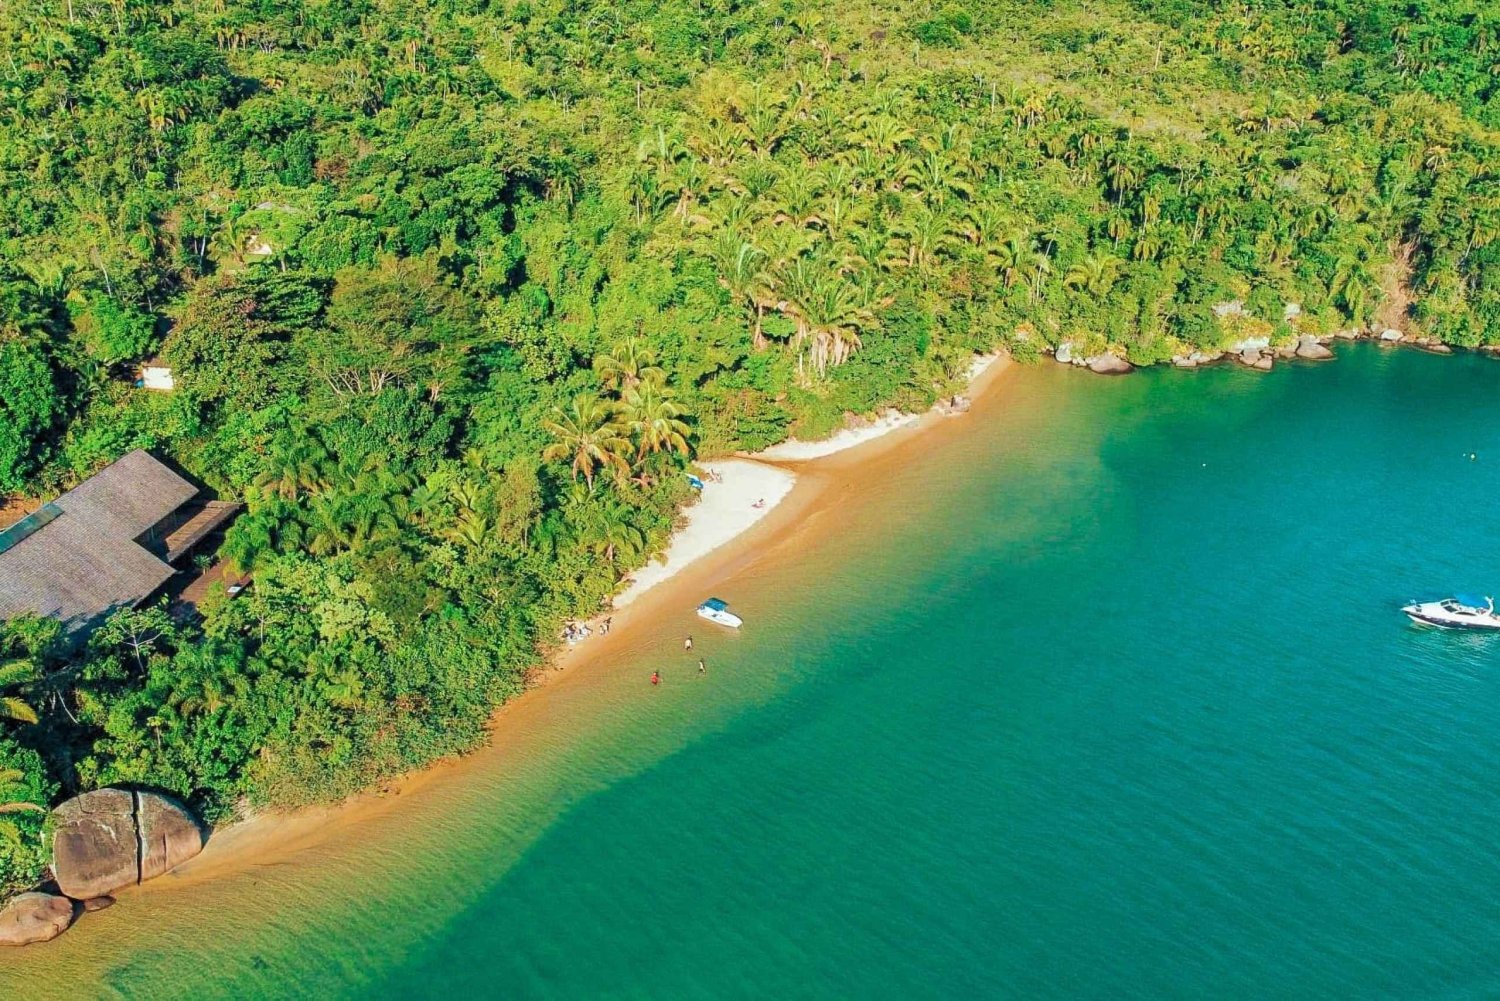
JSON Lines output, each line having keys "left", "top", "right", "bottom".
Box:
{"left": 607, "top": 354, "right": 1006, "bottom": 610}
{"left": 53, "top": 353, "right": 1016, "bottom": 895}
{"left": 611, "top": 459, "right": 796, "bottom": 609}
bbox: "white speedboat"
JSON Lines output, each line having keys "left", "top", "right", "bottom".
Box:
{"left": 696, "top": 598, "right": 742, "bottom": 628}
{"left": 1402, "top": 594, "right": 1500, "bottom": 630}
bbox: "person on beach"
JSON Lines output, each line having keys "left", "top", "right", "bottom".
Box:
{"left": 698, "top": 659, "right": 706, "bottom": 675}
{"left": 684, "top": 636, "right": 693, "bottom": 651}
{"left": 651, "top": 670, "right": 660, "bottom": 685}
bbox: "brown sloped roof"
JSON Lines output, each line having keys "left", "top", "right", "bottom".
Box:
{"left": 0, "top": 450, "right": 200, "bottom": 637}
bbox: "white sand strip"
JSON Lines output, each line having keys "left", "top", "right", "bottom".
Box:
{"left": 751, "top": 410, "right": 920, "bottom": 461}
{"left": 966, "top": 352, "right": 1003, "bottom": 381}
{"left": 612, "top": 458, "right": 796, "bottom": 609}
{"left": 750, "top": 354, "right": 1004, "bottom": 462}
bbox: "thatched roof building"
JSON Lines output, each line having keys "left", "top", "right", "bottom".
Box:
{"left": 0, "top": 451, "right": 239, "bottom": 639}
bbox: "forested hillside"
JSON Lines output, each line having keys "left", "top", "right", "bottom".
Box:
{"left": 2, "top": 0, "right": 1498, "bottom": 896}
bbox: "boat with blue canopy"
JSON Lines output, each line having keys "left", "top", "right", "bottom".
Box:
{"left": 696, "top": 597, "right": 742, "bottom": 628}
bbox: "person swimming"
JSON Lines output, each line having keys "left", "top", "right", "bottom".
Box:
{"left": 698, "top": 659, "right": 706, "bottom": 675}
{"left": 651, "top": 670, "right": 660, "bottom": 685}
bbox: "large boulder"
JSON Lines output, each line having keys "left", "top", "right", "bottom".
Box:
{"left": 1379, "top": 328, "right": 1404, "bottom": 342}
{"left": 0, "top": 893, "right": 75, "bottom": 947}
{"left": 52, "top": 788, "right": 138, "bottom": 900}
{"left": 138, "top": 792, "right": 203, "bottom": 882}
{"left": 1087, "top": 354, "right": 1134, "bottom": 375}
{"left": 52, "top": 789, "right": 204, "bottom": 900}
{"left": 1053, "top": 341, "right": 1074, "bottom": 364}
{"left": 1295, "top": 335, "right": 1334, "bottom": 361}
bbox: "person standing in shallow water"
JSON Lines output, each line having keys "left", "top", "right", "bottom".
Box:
{"left": 698, "top": 659, "right": 706, "bottom": 675}
{"left": 684, "top": 636, "right": 693, "bottom": 651}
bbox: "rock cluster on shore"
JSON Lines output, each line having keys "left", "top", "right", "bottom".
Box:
{"left": 1052, "top": 342, "right": 1135, "bottom": 374}
{"left": 1051, "top": 324, "right": 1490, "bottom": 376}
{"left": 0, "top": 788, "right": 203, "bottom": 948}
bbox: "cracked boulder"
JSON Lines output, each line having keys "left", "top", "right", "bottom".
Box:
{"left": 52, "top": 788, "right": 137, "bottom": 900}
{"left": 52, "top": 789, "right": 203, "bottom": 900}
{"left": 138, "top": 791, "right": 204, "bottom": 882}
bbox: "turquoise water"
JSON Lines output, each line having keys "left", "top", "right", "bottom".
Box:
{"left": 10, "top": 345, "right": 1500, "bottom": 998}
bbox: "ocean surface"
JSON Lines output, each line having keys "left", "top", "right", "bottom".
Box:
{"left": 8, "top": 344, "right": 1500, "bottom": 998}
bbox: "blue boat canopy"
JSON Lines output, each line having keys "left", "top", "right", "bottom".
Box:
{"left": 700, "top": 598, "right": 728, "bottom": 611}
{"left": 1455, "top": 593, "right": 1491, "bottom": 608}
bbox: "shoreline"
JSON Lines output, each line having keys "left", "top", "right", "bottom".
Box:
{"left": 83, "top": 352, "right": 1014, "bottom": 896}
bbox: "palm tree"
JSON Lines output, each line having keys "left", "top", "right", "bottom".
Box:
{"left": 620, "top": 379, "right": 692, "bottom": 458}
{"left": 993, "top": 232, "right": 1037, "bottom": 291}
{"left": 221, "top": 507, "right": 296, "bottom": 572}
{"left": 712, "top": 235, "right": 772, "bottom": 349}
{"left": 254, "top": 441, "right": 331, "bottom": 501}
{"left": 0, "top": 658, "right": 39, "bottom": 725}
{"left": 841, "top": 226, "right": 893, "bottom": 275}
{"left": 542, "top": 393, "right": 632, "bottom": 490}
{"left": 210, "top": 213, "right": 247, "bottom": 269}
{"left": 582, "top": 502, "right": 647, "bottom": 564}
{"left": 1330, "top": 254, "right": 1375, "bottom": 326}
{"left": 743, "top": 84, "right": 787, "bottom": 155}
{"left": 895, "top": 204, "right": 957, "bottom": 279}
{"left": 780, "top": 259, "right": 873, "bottom": 377}
{"left": 303, "top": 496, "right": 356, "bottom": 556}
{"left": 593, "top": 337, "right": 665, "bottom": 392}
{"left": 852, "top": 112, "right": 913, "bottom": 155}
{"left": 1104, "top": 151, "right": 1142, "bottom": 206}
{"left": 772, "top": 166, "right": 825, "bottom": 229}
{"left": 963, "top": 202, "right": 1014, "bottom": 252}
{"left": 910, "top": 149, "right": 973, "bottom": 207}
{"left": 166, "top": 646, "right": 250, "bottom": 718}
{"left": 0, "top": 768, "right": 46, "bottom": 854}
{"left": 1064, "top": 253, "right": 1122, "bottom": 297}
{"left": 444, "top": 509, "right": 493, "bottom": 548}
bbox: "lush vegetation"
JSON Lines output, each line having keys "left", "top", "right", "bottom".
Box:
{"left": 2, "top": 0, "right": 1498, "bottom": 895}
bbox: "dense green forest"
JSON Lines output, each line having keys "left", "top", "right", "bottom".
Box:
{"left": 2, "top": 0, "right": 1498, "bottom": 896}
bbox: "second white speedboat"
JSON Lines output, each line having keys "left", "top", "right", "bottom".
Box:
{"left": 696, "top": 598, "right": 743, "bottom": 628}
{"left": 1402, "top": 594, "right": 1500, "bottom": 630}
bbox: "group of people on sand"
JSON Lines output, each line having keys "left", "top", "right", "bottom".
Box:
{"left": 562, "top": 616, "right": 611, "bottom": 645}
{"left": 651, "top": 635, "right": 706, "bottom": 685}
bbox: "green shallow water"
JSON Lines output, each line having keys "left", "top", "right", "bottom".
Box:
{"left": 8, "top": 345, "right": 1500, "bottom": 998}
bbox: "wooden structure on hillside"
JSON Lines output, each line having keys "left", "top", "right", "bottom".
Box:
{"left": 0, "top": 450, "right": 239, "bottom": 640}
